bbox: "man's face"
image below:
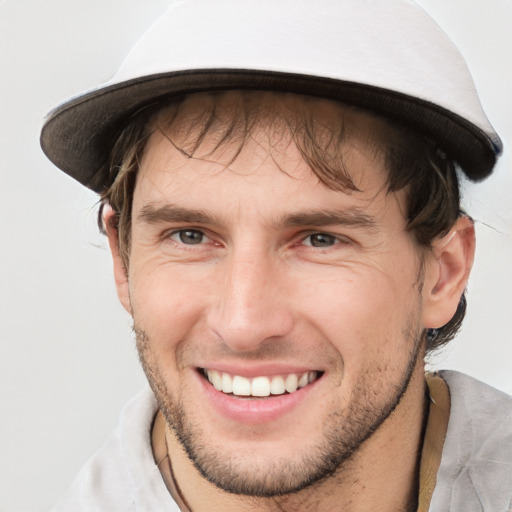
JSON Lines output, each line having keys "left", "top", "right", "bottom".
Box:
{"left": 121, "top": 95, "right": 430, "bottom": 496}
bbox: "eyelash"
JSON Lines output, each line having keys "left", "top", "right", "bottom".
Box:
{"left": 168, "top": 229, "right": 212, "bottom": 246}
{"left": 167, "top": 229, "right": 351, "bottom": 249}
{"left": 302, "top": 232, "right": 347, "bottom": 248}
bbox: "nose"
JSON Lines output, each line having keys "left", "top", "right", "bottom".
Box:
{"left": 207, "top": 249, "right": 294, "bottom": 353}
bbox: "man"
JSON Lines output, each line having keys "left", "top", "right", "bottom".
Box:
{"left": 40, "top": 1, "right": 512, "bottom": 510}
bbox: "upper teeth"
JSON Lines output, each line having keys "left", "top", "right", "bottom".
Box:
{"left": 205, "top": 370, "right": 317, "bottom": 397}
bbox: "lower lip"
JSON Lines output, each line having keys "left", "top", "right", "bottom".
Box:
{"left": 197, "top": 372, "right": 319, "bottom": 425}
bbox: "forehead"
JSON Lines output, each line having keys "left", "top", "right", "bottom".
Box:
{"left": 141, "top": 91, "right": 392, "bottom": 187}
{"left": 133, "top": 92, "right": 400, "bottom": 221}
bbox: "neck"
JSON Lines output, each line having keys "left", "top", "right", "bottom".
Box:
{"left": 156, "top": 361, "right": 428, "bottom": 512}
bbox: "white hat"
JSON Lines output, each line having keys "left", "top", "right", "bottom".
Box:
{"left": 40, "top": 0, "right": 503, "bottom": 192}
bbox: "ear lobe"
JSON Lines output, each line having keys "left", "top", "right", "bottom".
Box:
{"left": 423, "top": 216, "right": 475, "bottom": 329}
{"left": 103, "top": 206, "right": 132, "bottom": 315}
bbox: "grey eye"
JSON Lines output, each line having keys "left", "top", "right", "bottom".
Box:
{"left": 176, "top": 230, "right": 204, "bottom": 244}
{"left": 307, "top": 233, "right": 337, "bottom": 248}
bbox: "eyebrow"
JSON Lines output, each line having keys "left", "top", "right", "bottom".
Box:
{"left": 137, "top": 204, "right": 217, "bottom": 225}
{"left": 281, "top": 209, "right": 378, "bottom": 229}
{"left": 137, "top": 203, "right": 378, "bottom": 230}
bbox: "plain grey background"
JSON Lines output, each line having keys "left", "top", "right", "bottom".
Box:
{"left": 0, "top": 1, "right": 511, "bottom": 511}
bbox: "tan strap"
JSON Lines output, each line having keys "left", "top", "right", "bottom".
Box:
{"left": 417, "top": 374, "right": 451, "bottom": 511}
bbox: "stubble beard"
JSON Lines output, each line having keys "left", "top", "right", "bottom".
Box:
{"left": 135, "top": 316, "right": 423, "bottom": 498}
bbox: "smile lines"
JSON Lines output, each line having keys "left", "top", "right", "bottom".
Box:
{"left": 203, "top": 369, "right": 319, "bottom": 397}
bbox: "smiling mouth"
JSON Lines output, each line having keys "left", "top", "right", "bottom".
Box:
{"left": 201, "top": 369, "right": 322, "bottom": 398}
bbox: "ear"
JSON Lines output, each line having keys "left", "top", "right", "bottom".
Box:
{"left": 103, "top": 205, "right": 133, "bottom": 315}
{"left": 422, "top": 216, "right": 475, "bottom": 329}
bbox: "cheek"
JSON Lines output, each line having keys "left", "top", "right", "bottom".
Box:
{"left": 128, "top": 261, "right": 213, "bottom": 345}
{"left": 295, "top": 265, "right": 421, "bottom": 366}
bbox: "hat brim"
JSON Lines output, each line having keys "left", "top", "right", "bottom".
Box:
{"left": 41, "top": 69, "right": 498, "bottom": 193}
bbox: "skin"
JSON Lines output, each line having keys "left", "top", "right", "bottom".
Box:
{"left": 106, "top": 94, "right": 475, "bottom": 511}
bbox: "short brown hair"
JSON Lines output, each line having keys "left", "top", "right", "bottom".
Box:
{"left": 98, "top": 91, "right": 465, "bottom": 353}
